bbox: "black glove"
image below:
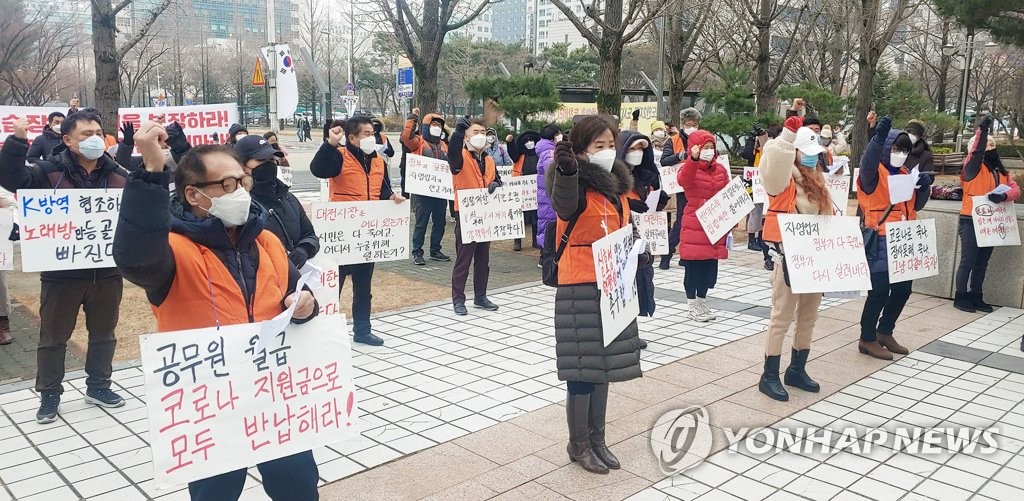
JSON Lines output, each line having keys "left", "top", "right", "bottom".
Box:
{"left": 371, "top": 119, "right": 384, "bottom": 134}
{"left": 917, "top": 173, "right": 934, "bottom": 187}
{"left": 456, "top": 116, "right": 471, "bottom": 130}
{"left": 487, "top": 180, "right": 503, "bottom": 194}
{"left": 628, "top": 199, "right": 649, "bottom": 213}
{"left": 753, "top": 122, "right": 767, "bottom": 137}
{"left": 288, "top": 247, "right": 309, "bottom": 269}
{"left": 988, "top": 192, "right": 1008, "bottom": 203}
{"left": 875, "top": 116, "right": 893, "bottom": 141}
{"left": 631, "top": 109, "right": 640, "bottom": 121}
{"left": 9, "top": 222, "right": 19, "bottom": 242}
{"left": 979, "top": 115, "right": 993, "bottom": 134}
{"left": 555, "top": 141, "right": 577, "bottom": 175}
{"left": 120, "top": 122, "right": 135, "bottom": 146}
{"left": 165, "top": 122, "right": 190, "bottom": 153}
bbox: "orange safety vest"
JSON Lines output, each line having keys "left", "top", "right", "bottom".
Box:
{"left": 556, "top": 190, "right": 630, "bottom": 285}
{"left": 762, "top": 179, "right": 797, "bottom": 244}
{"left": 152, "top": 231, "right": 290, "bottom": 332}
{"left": 329, "top": 147, "right": 385, "bottom": 202}
{"left": 960, "top": 164, "right": 1013, "bottom": 216}
{"left": 857, "top": 163, "right": 917, "bottom": 236}
{"left": 452, "top": 149, "right": 496, "bottom": 212}
{"left": 512, "top": 156, "right": 524, "bottom": 177}
{"left": 671, "top": 134, "right": 685, "bottom": 155}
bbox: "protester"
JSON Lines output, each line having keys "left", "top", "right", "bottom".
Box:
{"left": 954, "top": 115, "right": 1022, "bottom": 313}
{"left": 486, "top": 129, "right": 512, "bottom": 167}
{"left": 650, "top": 120, "right": 669, "bottom": 153}
{"left": 857, "top": 116, "right": 935, "bottom": 360}
{"left": 535, "top": 123, "right": 560, "bottom": 267}
{"left": 112, "top": 122, "right": 320, "bottom": 501}
{"left": 740, "top": 123, "right": 769, "bottom": 252}
{"left": 659, "top": 107, "right": 701, "bottom": 269}
{"left": 0, "top": 113, "right": 128, "bottom": 423}
{"left": 26, "top": 112, "right": 65, "bottom": 163}
{"left": 676, "top": 129, "right": 728, "bottom": 322}
{"left": 0, "top": 189, "right": 13, "bottom": 345}
{"left": 371, "top": 117, "right": 395, "bottom": 160}
{"left": 311, "top": 116, "right": 407, "bottom": 346}
{"left": 546, "top": 115, "right": 643, "bottom": 475}
{"left": 758, "top": 117, "right": 831, "bottom": 401}
{"left": 402, "top": 108, "right": 451, "bottom": 265}
{"left": 66, "top": 97, "right": 80, "bottom": 116}
{"left": 904, "top": 120, "right": 934, "bottom": 174}
{"left": 448, "top": 117, "right": 501, "bottom": 316}
{"left": 115, "top": 121, "right": 190, "bottom": 172}
{"left": 618, "top": 130, "right": 661, "bottom": 349}
{"left": 227, "top": 123, "right": 248, "bottom": 145}
{"left": 509, "top": 130, "right": 541, "bottom": 251}
{"left": 235, "top": 135, "right": 317, "bottom": 268}
{"left": 262, "top": 131, "right": 290, "bottom": 167}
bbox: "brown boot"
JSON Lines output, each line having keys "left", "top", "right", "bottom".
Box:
{"left": 566, "top": 392, "right": 609, "bottom": 474}
{"left": 858, "top": 340, "right": 893, "bottom": 360}
{"left": 877, "top": 334, "right": 909, "bottom": 355}
{"left": 0, "top": 316, "right": 11, "bottom": 345}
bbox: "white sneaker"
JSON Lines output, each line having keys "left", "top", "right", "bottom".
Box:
{"left": 692, "top": 299, "right": 715, "bottom": 322}
{"left": 700, "top": 300, "right": 718, "bottom": 321}
{"left": 686, "top": 298, "right": 699, "bottom": 321}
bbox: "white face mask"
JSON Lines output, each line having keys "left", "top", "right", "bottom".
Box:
{"left": 468, "top": 134, "right": 487, "bottom": 151}
{"left": 201, "top": 188, "right": 251, "bottom": 228}
{"left": 52, "top": 124, "right": 61, "bottom": 134}
{"left": 76, "top": 135, "right": 106, "bottom": 160}
{"left": 653, "top": 130, "right": 667, "bottom": 139}
{"left": 555, "top": 134, "right": 563, "bottom": 142}
{"left": 588, "top": 149, "right": 617, "bottom": 172}
{"left": 908, "top": 134, "right": 919, "bottom": 145}
{"left": 486, "top": 135, "right": 496, "bottom": 144}
{"left": 359, "top": 136, "right": 377, "bottom": 155}
{"left": 429, "top": 126, "right": 442, "bottom": 137}
{"left": 889, "top": 152, "right": 909, "bottom": 168}
{"left": 525, "top": 141, "right": 535, "bottom": 150}
{"left": 699, "top": 148, "right": 715, "bottom": 162}
{"left": 625, "top": 150, "right": 644, "bottom": 166}
{"left": 683, "top": 127, "right": 698, "bottom": 136}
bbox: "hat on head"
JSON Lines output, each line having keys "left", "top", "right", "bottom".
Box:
{"left": 904, "top": 120, "right": 925, "bottom": 138}
{"left": 651, "top": 120, "right": 666, "bottom": 133}
{"left": 803, "top": 116, "right": 822, "bottom": 128}
{"left": 629, "top": 137, "right": 650, "bottom": 149}
{"left": 794, "top": 127, "right": 825, "bottom": 156}
{"left": 820, "top": 124, "right": 833, "bottom": 139}
{"left": 235, "top": 135, "right": 284, "bottom": 161}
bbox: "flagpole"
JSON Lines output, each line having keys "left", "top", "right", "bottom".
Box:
{"left": 267, "top": 0, "right": 278, "bottom": 132}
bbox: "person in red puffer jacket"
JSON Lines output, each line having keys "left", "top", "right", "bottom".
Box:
{"left": 676, "top": 129, "right": 730, "bottom": 322}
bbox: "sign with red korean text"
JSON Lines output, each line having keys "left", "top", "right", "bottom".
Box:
{"left": 0, "top": 106, "right": 67, "bottom": 143}
{"left": 885, "top": 219, "right": 939, "bottom": 283}
{"left": 743, "top": 167, "right": 767, "bottom": 204}
{"left": 824, "top": 173, "right": 851, "bottom": 216}
{"left": 140, "top": 313, "right": 358, "bottom": 488}
{"left": 633, "top": 212, "right": 669, "bottom": 255}
{"left": 659, "top": 164, "right": 683, "bottom": 195}
{"left": 592, "top": 225, "right": 640, "bottom": 347}
{"left": 504, "top": 175, "right": 538, "bottom": 211}
{"left": 972, "top": 196, "right": 1021, "bottom": 247}
{"left": 777, "top": 214, "right": 872, "bottom": 294}
{"left": 405, "top": 154, "right": 455, "bottom": 200}
{"left": 118, "top": 103, "right": 238, "bottom": 146}
{"left": 695, "top": 177, "right": 755, "bottom": 244}
{"left": 312, "top": 200, "right": 411, "bottom": 265}
{"left": 0, "top": 209, "right": 13, "bottom": 270}
{"left": 17, "top": 189, "right": 121, "bottom": 272}
{"left": 456, "top": 187, "right": 525, "bottom": 242}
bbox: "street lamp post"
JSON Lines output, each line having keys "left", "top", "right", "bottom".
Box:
{"left": 954, "top": 31, "right": 975, "bottom": 154}
{"left": 322, "top": 29, "right": 333, "bottom": 122}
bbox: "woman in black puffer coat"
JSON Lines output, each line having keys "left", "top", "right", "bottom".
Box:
{"left": 546, "top": 115, "right": 644, "bottom": 475}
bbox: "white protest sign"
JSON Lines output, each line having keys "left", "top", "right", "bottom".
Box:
{"left": 277, "top": 166, "right": 293, "bottom": 186}
{"left": 633, "top": 212, "right": 669, "bottom": 255}
{"left": 695, "top": 177, "right": 755, "bottom": 244}
{"left": 828, "top": 156, "right": 850, "bottom": 174}
{"left": 505, "top": 175, "right": 538, "bottom": 211}
{"left": 17, "top": 189, "right": 122, "bottom": 272}
{"left": 141, "top": 314, "right": 358, "bottom": 489}
{"left": 0, "top": 209, "right": 13, "bottom": 270}
{"left": 592, "top": 225, "right": 640, "bottom": 347}
{"left": 972, "top": 196, "right": 1021, "bottom": 247}
{"left": 119, "top": 103, "right": 238, "bottom": 146}
{"left": 319, "top": 179, "right": 329, "bottom": 202}
{"left": 824, "top": 173, "right": 851, "bottom": 216}
{"left": 405, "top": 154, "right": 455, "bottom": 200}
{"left": 743, "top": 167, "right": 767, "bottom": 204}
{"left": 885, "top": 219, "right": 939, "bottom": 283}
{"left": 456, "top": 187, "right": 525, "bottom": 242}
{"left": 312, "top": 201, "right": 411, "bottom": 265}
{"left": 887, "top": 168, "right": 919, "bottom": 205}
{"left": 777, "top": 214, "right": 872, "bottom": 294}
{"left": 0, "top": 106, "right": 67, "bottom": 143}
{"left": 308, "top": 258, "right": 344, "bottom": 317}
{"left": 659, "top": 165, "right": 683, "bottom": 195}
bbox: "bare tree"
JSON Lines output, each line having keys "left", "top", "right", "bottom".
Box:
{"left": 119, "top": 31, "right": 169, "bottom": 106}
{"left": 0, "top": 6, "right": 80, "bottom": 105}
{"left": 665, "top": 10, "right": 711, "bottom": 122}
{"left": 788, "top": 2, "right": 858, "bottom": 94}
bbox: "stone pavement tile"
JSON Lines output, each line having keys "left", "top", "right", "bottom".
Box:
{"left": 317, "top": 464, "right": 434, "bottom": 501}
{"left": 535, "top": 463, "right": 652, "bottom": 501}
{"left": 385, "top": 442, "right": 498, "bottom": 493}
{"left": 704, "top": 400, "right": 781, "bottom": 434}
{"left": 724, "top": 386, "right": 829, "bottom": 420}
{"left": 419, "top": 479, "right": 498, "bottom": 501}
{"left": 507, "top": 404, "right": 569, "bottom": 442}
{"left": 805, "top": 350, "right": 891, "bottom": 385}
{"left": 473, "top": 455, "right": 560, "bottom": 493}
{"left": 612, "top": 434, "right": 668, "bottom": 482}
{"left": 452, "top": 421, "right": 556, "bottom": 465}
{"left": 608, "top": 375, "right": 689, "bottom": 406}
{"left": 709, "top": 339, "right": 770, "bottom": 366}
{"left": 710, "top": 369, "right": 763, "bottom": 392}
{"left": 490, "top": 481, "right": 570, "bottom": 501}
{"left": 604, "top": 394, "right": 655, "bottom": 423}
{"left": 681, "top": 350, "right": 758, "bottom": 376}
{"left": 643, "top": 362, "right": 721, "bottom": 390}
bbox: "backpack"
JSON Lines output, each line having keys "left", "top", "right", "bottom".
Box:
{"left": 541, "top": 185, "right": 587, "bottom": 287}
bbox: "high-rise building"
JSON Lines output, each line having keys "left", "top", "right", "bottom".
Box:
{"left": 491, "top": 0, "right": 528, "bottom": 45}
{"left": 186, "top": 0, "right": 297, "bottom": 41}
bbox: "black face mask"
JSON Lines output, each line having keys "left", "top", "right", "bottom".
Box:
{"left": 252, "top": 160, "right": 278, "bottom": 182}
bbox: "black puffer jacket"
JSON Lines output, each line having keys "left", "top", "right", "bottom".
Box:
{"left": 250, "top": 164, "right": 319, "bottom": 268}
{"left": 27, "top": 127, "right": 62, "bottom": 163}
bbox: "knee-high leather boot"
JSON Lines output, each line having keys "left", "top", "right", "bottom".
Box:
{"left": 566, "top": 391, "right": 609, "bottom": 474}
{"left": 588, "top": 383, "right": 620, "bottom": 469}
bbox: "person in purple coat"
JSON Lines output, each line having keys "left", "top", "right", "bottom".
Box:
{"left": 535, "top": 123, "right": 562, "bottom": 267}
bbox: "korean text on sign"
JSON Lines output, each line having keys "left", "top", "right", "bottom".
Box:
{"left": 592, "top": 225, "right": 641, "bottom": 347}
{"left": 695, "top": 176, "right": 755, "bottom": 244}
{"left": 17, "top": 189, "right": 122, "bottom": 272}
{"left": 777, "top": 214, "right": 872, "bottom": 294}
{"left": 885, "top": 219, "right": 939, "bottom": 283}
{"left": 118, "top": 103, "right": 239, "bottom": 147}
{"left": 633, "top": 212, "right": 669, "bottom": 255}
{"left": 971, "top": 196, "right": 1021, "bottom": 247}
{"left": 659, "top": 165, "right": 683, "bottom": 195}
{"left": 456, "top": 187, "right": 526, "bottom": 243}
{"left": 405, "top": 154, "right": 455, "bottom": 201}
{"left": 824, "top": 173, "right": 851, "bottom": 216}
{"left": 312, "top": 201, "right": 412, "bottom": 265}
{"left": 140, "top": 314, "right": 359, "bottom": 488}
{"left": 743, "top": 167, "right": 767, "bottom": 204}
{"left": 0, "top": 106, "right": 67, "bottom": 143}
{"left": 504, "top": 175, "right": 538, "bottom": 211}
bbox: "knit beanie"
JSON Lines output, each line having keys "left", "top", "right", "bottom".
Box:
{"left": 905, "top": 120, "right": 925, "bottom": 138}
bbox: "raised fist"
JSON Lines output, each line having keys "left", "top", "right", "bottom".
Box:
{"left": 134, "top": 121, "right": 169, "bottom": 173}
{"left": 555, "top": 141, "right": 577, "bottom": 174}
{"left": 791, "top": 98, "right": 805, "bottom": 110}
{"left": 632, "top": 109, "right": 640, "bottom": 121}
{"left": 328, "top": 126, "right": 345, "bottom": 147}
{"left": 456, "top": 116, "right": 472, "bottom": 130}
{"left": 12, "top": 118, "right": 29, "bottom": 140}
{"left": 411, "top": 107, "right": 420, "bottom": 116}
{"left": 120, "top": 122, "right": 136, "bottom": 145}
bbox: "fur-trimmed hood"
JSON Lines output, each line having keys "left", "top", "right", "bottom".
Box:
{"left": 576, "top": 157, "right": 633, "bottom": 199}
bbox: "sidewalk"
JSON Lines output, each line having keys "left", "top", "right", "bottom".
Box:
{"left": 1, "top": 250, "right": 1022, "bottom": 500}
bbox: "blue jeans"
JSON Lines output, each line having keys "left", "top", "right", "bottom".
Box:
{"left": 188, "top": 450, "right": 318, "bottom": 501}
{"left": 412, "top": 195, "right": 447, "bottom": 256}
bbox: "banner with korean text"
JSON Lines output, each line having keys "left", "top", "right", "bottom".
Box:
{"left": 592, "top": 225, "right": 641, "bottom": 347}
{"left": 503, "top": 175, "right": 538, "bottom": 211}
{"left": 140, "top": 314, "right": 358, "bottom": 488}
{"left": 118, "top": 103, "right": 238, "bottom": 147}
{"left": 777, "top": 215, "right": 872, "bottom": 294}
{"left": 0, "top": 106, "right": 67, "bottom": 143}
{"left": 312, "top": 201, "right": 411, "bottom": 265}
{"left": 885, "top": 219, "right": 939, "bottom": 283}
{"left": 633, "top": 212, "right": 669, "bottom": 255}
{"left": 971, "top": 196, "right": 1021, "bottom": 247}
{"left": 695, "top": 177, "right": 755, "bottom": 244}
{"left": 405, "top": 154, "right": 455, "bottom": 200}
{"left": 0, "top": 209, "right": 13, "bottom": 270}
{"left": 456, "top": 187, "right": 525, "bottom": 242}
{"left": 17, "top": 189, "right": 122, "bottom": 272}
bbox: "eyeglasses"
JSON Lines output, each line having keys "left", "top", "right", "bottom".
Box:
{"left": 193, "top": 175, "right": 254, "bottom": 193}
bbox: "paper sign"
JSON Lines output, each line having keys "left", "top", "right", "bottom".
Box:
{"left": 659, "top": 165, "right": 683, "bottom": 195}
{"left": 319, "top": 179, "right": 329, "bottom": 202}
{"left": 504, "top": 175, "right": 538, "bottom": 211}
{"left": 141, "top": 314, "right": 358, "bottom": 489}
{"left": 277, "top": 166, "right": 293, "bottom": 186}
{"left": 743, "top": 167, "right": 767, "bottom": 204}
{"left": 887, "top": 168, "right": 919, "bottom": 205}
{"left": 592, "top": 225, "right": 640, "bottom": 347}
{"left": 17, "top": 189, "right": 122, "bottom": 272}
{"left": 456, "top": 187, "right": 525, "bottom": 242}
{"left": 0, "top": 209, "right": 13, "bottom": 270}
{"left": 824, "top": 173, "right": 851, "bottom": 216}
{"left": 828, "top": 156, "right": 850, "bottom": 174}
{"left": 991, "top": 184, "right": 1011, "bottom": 196}
{"left": 852, "top": 168, "right": 860, "bottom": 192}
{"left": 777, "top": 214, "right": 872, "bottom": 294}
{"left": 312, "top": 201, "right": 411, "bottom": 265}
{"left": 633, "top": 212, "right": 669, "bottom": 255}
{"left": 298, "top": 262, "right": 322, "bottom": 290}
{"left": 972, "top": 197, "right": 1021, "bottom": 247}
{"left": 886, "top": 219, "right": 939, "bottom": 283}
{"left": 253, "top": 270, "right": 314, "bottom": 354}
{"left": 405, "top": 154, "right": 455, "bottom": 200}
{"left": 644, "top": 189, "right": 661, "bottom": 214}
{"left": 695, "top": 177, "right": 755, "bottom": 244}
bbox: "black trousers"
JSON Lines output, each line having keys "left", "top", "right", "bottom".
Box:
{"left": 411, "top": 195, "right": 447, "bottom": 256}
{"left": 452, "top": 217, "right": 490, "bottom": 304}
{"left": 682, "top": 259, "right": 718, "bottom": 299}
{"left": 666, "top": 192, "right": 688, "bottom": 257}
{"left": 37, "top": 277, "right": 122, "bottom": 394}
{"left": 860, "top": 271, "right": 913, "bottom": 342}
{"left": 955, "top": 217, "right": 995, "bottom": 295}
{"left": 188, "top": 451, "right": 318, "bottom": 501}
{"left": 339, "top": 263, "right": 374, "bottom": 337}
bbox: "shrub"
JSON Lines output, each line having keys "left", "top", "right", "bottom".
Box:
{"left": 932, "top": 146, "right": 954, "bottom": 154}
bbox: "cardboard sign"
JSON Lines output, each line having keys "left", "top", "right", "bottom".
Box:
{"left": 0, "top": 209, "right": 13, "bottom": 270}
{"left": 886, "top": 219, "right": 939, "bottom": 283}
{"left": 140, "top": 314, "right": 358, "bottom": 489}
{"left": 972, "top": 196, "right": 1021, "bottom": 247}
{"left": 592, "top": 225, "right": 640, "bottom": 347}
{"left": 659, "top": 164, "right": 683, "bottom": 195}
{"left": 695, "top": 177, "right": 755, "bottom": 244}
{"left": 405, "top": 154, "right": 454, "bottom": 200}
{"left": 17, "top": 189, "right": 122, "bottom": 272}
{"left": 312, "top": 201, "right": 411, "bottom": 265}
{"left": 633, "top": 212, "right": 669, "bottom": 255}
{"left": 504, "top": 175, "right": 538, "bottom": 211}
{"left": 824, "top": 173, "right": 851, "bottom": 216}
{"left": 743, "top": 167, "right": 767, "bottom": 204}
{"left": 777, "top": 214, "right": 872, "bottom": 294}
{"left": 456, "top": 187, "right": 525, "bottom": 243}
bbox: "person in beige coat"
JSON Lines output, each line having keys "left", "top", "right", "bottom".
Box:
{"left": 757, "top": 116, "right": 834, "bottom": 402}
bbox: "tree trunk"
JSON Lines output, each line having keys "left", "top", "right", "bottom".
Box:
{"left": 851, "top": 0, "right": 882, "bottom": 166}
{"left": 92, "top": 1, "right": 119, "bottom": 134}
{"left": 667, "top": 14, "right": 685, "bottom": 123}
{"left": 596, "top": 39, "right": 623, "bottom": 117}
{"left": 753, "top": 0, "right": 773, "bottom": 113}
{"left": 414, "top": 60, "right": 439, "bottom": 114}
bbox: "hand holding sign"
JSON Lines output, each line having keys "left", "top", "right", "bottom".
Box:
{"left": 284, "top": 290, "right": 315, "bottom": 320}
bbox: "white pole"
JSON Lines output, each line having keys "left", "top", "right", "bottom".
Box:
{"left": 267, "top": 0, "right": 278, "bottom": 132}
